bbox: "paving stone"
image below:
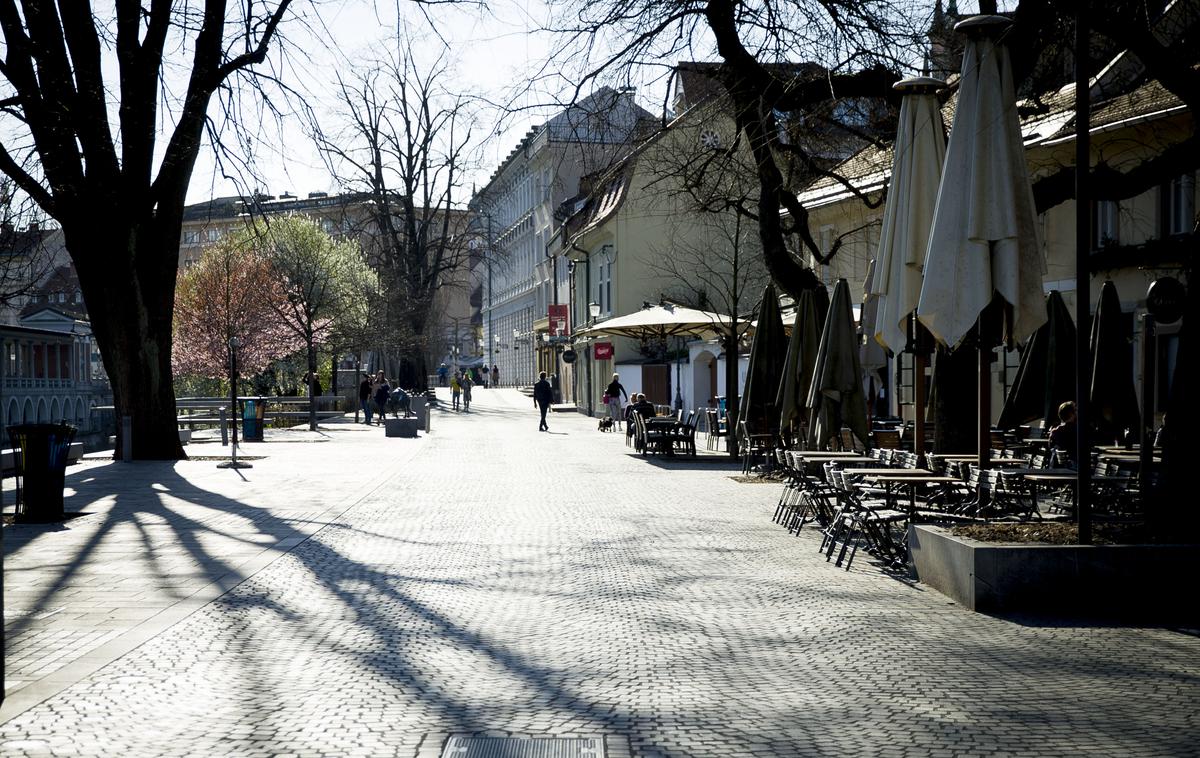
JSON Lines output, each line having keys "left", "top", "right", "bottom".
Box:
{"left": 1, "top": 389, "right": 1198, "bottom": 756}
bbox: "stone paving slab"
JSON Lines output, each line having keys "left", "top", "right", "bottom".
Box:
{"left": 2, "top": 390, "right": 1198, "bottom": 757}
{"left": 2, "top": 419, "right": 421, "bottom": 716}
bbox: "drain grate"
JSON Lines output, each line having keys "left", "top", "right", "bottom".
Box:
{"left": 440, "top": 736, "right": 603, "bottom": 758}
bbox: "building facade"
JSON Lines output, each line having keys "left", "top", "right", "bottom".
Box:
{"left": 471, "top": 87, "right": 652, "bottom": 390}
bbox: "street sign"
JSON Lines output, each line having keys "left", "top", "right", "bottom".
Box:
{"left": 561, "top": 349, "right": 577, "bottom": 364}
{"left": 1146, "top": 277, "right": 1186, "bottom": 323}
{"left": 594, "top": 342, "right": 614, "bottom": 360}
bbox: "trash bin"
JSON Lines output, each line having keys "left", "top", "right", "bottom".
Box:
{"left": 242, "top": 399, "right": 264, "bottom": 442}
{"left": 8, "top": 423, "right": 77, "bottom": 523}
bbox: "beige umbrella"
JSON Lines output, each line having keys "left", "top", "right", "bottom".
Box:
{"left": 917, "top": 17, "right": 1046, "bottom": 350}
{"left": 577, "top": 301, "right": 733, "bottom": 340}
{"left": 869, "top": 75, "right": 947, "bottom": 460}
{"left": 870, "top": 77, "right": 947, "bottom": 355}
{"left": 917, "top": 15, "right": 1048, "bottom": 469}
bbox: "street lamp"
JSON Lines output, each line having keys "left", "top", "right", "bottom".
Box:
{"left": 218, "top": 336, "right": 252, "bottom": 470}
{"left": 589, "top": 302, "right": 601, "bottom": 321}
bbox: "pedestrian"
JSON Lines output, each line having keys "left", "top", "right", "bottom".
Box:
{"left": 461, "top": 370, "right": 474, "bottom": 412}
{"left": 373, "top": 374, "right": 391, "bottom": 425}
{"left": 450, "top": 372, "right": 462, "bottom": 411}
{"left": 437, "top": 363, "right": 449, "bottom": 387}
{"left": 605, "top": 373, "right": 629, "bottom": 430}
{"left": 533, "top": 371, "right": 553, "bottom": 431}
{"left": 482, "top": 365, "right": 490, "bottom": 388}
{"left": 492, "top": 364, "right": 500, "bottom": 388}
{"left": 358, "top": 373, "right": 373, "bottom": 425}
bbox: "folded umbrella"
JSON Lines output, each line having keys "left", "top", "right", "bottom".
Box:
{"left": 998, "top": 290, "right": 1076, "bottom": 430}
{"left": 1090, "top": 280, "right": 1140, "bottom": 444}
{"left": 808, "top": 279, "right": 870, "bottom": 450}
{"left": 778, "top": 287, "right": 829, "bottom": 441}
{"left": 741, "top": 283, "right": 788, "bottom": 435}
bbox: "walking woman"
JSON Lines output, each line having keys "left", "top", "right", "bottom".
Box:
{"left": 450, "top": 371, "right": 462, "bottom": 411}
{"left": 605, "top": 373, "right": 628, "bottom": 430}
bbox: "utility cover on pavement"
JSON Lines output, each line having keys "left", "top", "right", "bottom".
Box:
{"left": 440, "top": 736, "right": 603, "bottom": 758}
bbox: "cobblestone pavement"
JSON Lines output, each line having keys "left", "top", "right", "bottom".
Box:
{"left": 2, "top": 389, "right": 1198, "bottom": 757}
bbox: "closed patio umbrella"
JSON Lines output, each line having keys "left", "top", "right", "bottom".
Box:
{"left": 860, "top": 260, "right": 887, "bottom": 375}
{"left": 1090, "top": 281, "right": 1140, "bottom": 444}
{"left": 808, "top": 279, "right": 870, "bottom": 450}
{"left": 917, "top": 15, "right": 1048, "bottom": 469}
{"left": 869, "top": 75, "right": 947, "bottom": 459}
{"left": 778, "top": 287, "right": 829, "bottom": 444}
{"left": 741, "top": 283, "right": 788, "bottom": 435}
{"left": 998, "top": 290, "right": 1076, "bottom": 431}
{"left": 916, "top": 17, "right": 1046, "bottom": 351}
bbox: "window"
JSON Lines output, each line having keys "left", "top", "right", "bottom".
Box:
{"left": 1093, "top": 200, "right": 1119, "bottom": 249}
{"left": 596, "top": 258, "right": 613, "bottom": 315}
{"left": 321, "top": 218, "right": 335, "bottom": 234}
{"left": 205, "top": 227, "right": 221, "bottom": 242}
{"left": 1165, "top": 173, "right": 1196, "bottom": 236}
{"left": 182, "top": 230, "right": 200, "bottom": 245}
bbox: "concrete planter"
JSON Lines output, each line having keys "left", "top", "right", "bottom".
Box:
{"left": 908, "top": 524, "right": 1199, "bottom": 620}
{"left": 385, "top": 418, "right": 419, "bottom": 438}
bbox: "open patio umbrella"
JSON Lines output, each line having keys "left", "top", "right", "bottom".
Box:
{"left": 998, "top": 290, "right": 1076, "bottom": 431}
{"left": 808, "top": 279, "right": 870, "bottom": 450}
{"left": 740, "top": 283, "right": 788, "bottom": 435}
{"left": 917, "top": 15, "right": 1048, "bottom": 468}
{"left": 778, "top": 286, "right": 829, "bottom": 444}
{"left": 869, "top": 76, "right": 947, "bottom": 458}
{"left": 577, "top": 301, "right": 733, "bottom": 341}
{"left": 1090, "top": 281, "right": 1140, "bottom": 444}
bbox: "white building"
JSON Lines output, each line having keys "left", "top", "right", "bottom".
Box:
{"left": 471, "top": 87, "right": 652, "bottom": 388}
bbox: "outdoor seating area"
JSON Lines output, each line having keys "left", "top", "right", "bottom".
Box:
{"left": 629, "top": 407, "right": 700, "bottom": 457}
{"left": 765, "top": 439, "right": 1160, "bottom": 572}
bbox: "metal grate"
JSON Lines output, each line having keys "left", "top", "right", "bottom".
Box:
{"left": 440, "top": 736, "right": 603, "bottom": 758}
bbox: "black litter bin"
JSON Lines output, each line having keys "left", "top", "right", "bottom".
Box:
{"left": 8, "top": 423, "right": 77, "bottom": 523}
{"left": 242, "top": 399, "right": 265, "bottom": 442}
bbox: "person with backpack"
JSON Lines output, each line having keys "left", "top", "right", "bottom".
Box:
{"left": 461, "top": 370, "right": 474, "bottom": 412}
{"left": 450, "top": 371, "right": 462, "bottom": 411}
{"left": 372, "top": 374, "right": 391, "bottom": 425}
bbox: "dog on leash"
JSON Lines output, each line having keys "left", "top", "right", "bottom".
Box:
{"left": 598, "top": 417, "right": 614, "bottom": 432}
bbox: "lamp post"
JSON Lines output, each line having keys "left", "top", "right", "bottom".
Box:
{"left": 218, "top": 336, "right": 252, "bottom": 470}
{"left": 587, "top": 302, "right": 600, "bottom": 417}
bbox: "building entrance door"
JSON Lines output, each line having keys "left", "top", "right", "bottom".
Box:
{"left": 642, "top": 364, "right": 669, "bottom": 406}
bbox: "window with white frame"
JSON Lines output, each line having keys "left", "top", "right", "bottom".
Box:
{"left": 1166, "top": 173, "right": 1196, "bottom": 236}
{"left": 205, "top": 227, "right": 221, "bottom": 242}
{"left": 182, "top": 230, "right": 200, "bottom": 245}
{"left": 1093, "top": 200, "right": 1119, "bottom": 248}
{"left": 596, "top": 258, "right": 613, "bottom": 315}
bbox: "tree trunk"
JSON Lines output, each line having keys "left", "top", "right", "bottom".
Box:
{"left": 725, "top": 328, "right": 740, "bottom": 458}
{"left": 932, "top": 344, "right": 977, "bottom": 453}
{"left": 68, "top": 223, "right": 185, "bottom": 460}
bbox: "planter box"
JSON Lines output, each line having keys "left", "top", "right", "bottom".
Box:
{"left": 178, "top": 429, "right": 193, "bottom": 445}
{"left": 385, "top": 418, "right": 419, "bottom": 438}
{"left": 908, "top": 525, "right": 1200, "bottom": 620}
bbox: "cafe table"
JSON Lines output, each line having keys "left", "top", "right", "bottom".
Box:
{"left": 861, "top": 473, "right": 960, "bottom": 514}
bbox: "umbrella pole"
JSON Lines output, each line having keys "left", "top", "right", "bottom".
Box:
{"left": 978, "top": 339, "right": 991, "bottom": 471}
{"left": 914, "top": 352, "right": 927, "bottom": 465}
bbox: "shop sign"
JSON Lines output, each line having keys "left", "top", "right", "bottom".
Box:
{"left": 593, "top": 342, "right": 614, "bottom": 360}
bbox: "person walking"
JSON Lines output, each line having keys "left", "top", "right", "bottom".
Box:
{"left": 492, "top": 364, "right": 500, "bottom": 388}
{"left": 450, "top": 372, "right": 462, "bottom": 411}
{"left": 461, "top": 370, "right": 474, "bottom": 412}
{"left": 358, "top": 373, "right": 373, "bottom": 425}
{"left": 605, "top": 373, "right": 629, "bottom": 430}
{"left": 437, "top": 363, "right": 449, "bottom": 387}
{"left": 533, "top": 371, "right": 553, "bottom": 431}
{"left": 373, "top": 374, "right": 391, "bottom": 426}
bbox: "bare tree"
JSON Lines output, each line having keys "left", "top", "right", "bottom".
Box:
{"left": 315, "top": 37, "right": 475, "bottom": 390}
{"left": 0, "top": 2, "right": 298, "bottom": 459}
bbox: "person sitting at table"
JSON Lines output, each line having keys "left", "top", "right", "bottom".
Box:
{"left": 1048, "top": 401, "right": 1078, "bottom": 469}
{"left": 632, "top": 393, "right": 656, "bottom": 419}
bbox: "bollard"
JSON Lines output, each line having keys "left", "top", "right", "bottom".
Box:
{"left": 121, "top": 416, "right": 132, "bottom": 461}
{"left": 220, "top": 408, "right": 229, "bottom": 446}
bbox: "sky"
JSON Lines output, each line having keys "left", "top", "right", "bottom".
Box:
{"left": 187, "top": 0, "right": 578, "bottom": 205}
{"left": 184, "top": 0, "right": 1009, "bottom": 207}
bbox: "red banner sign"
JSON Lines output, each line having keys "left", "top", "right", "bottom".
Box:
{"left": 548, "top": 304, "right": 569, "bottom": 336}
{"left": 593, "top": 342, "right": 613, "bottom": 360}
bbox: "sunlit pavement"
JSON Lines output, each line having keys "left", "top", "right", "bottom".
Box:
{"left": 2, "top": 388, "right": 1197, "bottom": 757}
